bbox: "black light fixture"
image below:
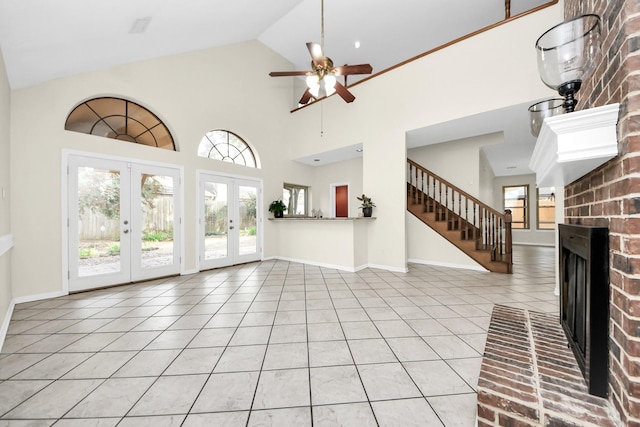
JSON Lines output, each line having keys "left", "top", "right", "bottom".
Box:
{"left": 535, "top": 14, "right": 601, "bottom": 113}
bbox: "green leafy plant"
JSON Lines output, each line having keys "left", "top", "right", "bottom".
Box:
{"left": 79, "top": 248, "right": 97, "bottom": 259}
{"left": 268, "top": 200, "right": 286, "bottom": 214}
{"left": 106, "top": 243, "right": 120, "bottom": 256}
{"left": 357, "top": 194, "right": 376, "bottom": 209}
{"left": 143, "top": 231, "right": 173, "bottom": 242}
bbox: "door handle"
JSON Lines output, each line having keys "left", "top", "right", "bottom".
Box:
{"left": 229, "top": 226, "right": 234, "bottom": 230}
{"left": 123, "top": 229, "right": 129, "bottom": 234}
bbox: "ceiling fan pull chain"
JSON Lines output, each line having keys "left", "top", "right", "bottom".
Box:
{"left": 321, "top": 0, "right": 325, "bottom": 51}
{"left": 320, "top": 103, "right": 324, "bottom": 137}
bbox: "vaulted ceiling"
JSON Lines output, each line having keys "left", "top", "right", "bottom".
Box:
{"left": 0, "top": 0, "right": 556, "bottom": 175}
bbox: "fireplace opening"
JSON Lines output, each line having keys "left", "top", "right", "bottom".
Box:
{"left": 558, "top": 224, "right": 609, "bottom": 398}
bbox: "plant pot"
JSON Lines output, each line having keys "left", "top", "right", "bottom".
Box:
{"left": 363, "top": 207, "right": 373, "bottom": 217}
{"left": 274, "top": 211, "right": 284, "bottom": 218}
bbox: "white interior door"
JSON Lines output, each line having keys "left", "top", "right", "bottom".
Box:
{"left": 199, "top": 173, "right": 261, "bottom": 270}
{"left": 68, "top": 155, "right": 181, "bottom": 292}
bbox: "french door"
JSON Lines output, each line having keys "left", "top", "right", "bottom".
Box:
{"left": 199, "top": 173, "right": 261, "bottom": 270}
{"left": 68, "top": 155, "right": 181, "bottom": 292}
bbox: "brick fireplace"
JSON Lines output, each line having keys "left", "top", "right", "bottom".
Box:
{"left": 562, "top": 0, "right": 640, "bottom": 424}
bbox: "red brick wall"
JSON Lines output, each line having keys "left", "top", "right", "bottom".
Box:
{"left": 563, "top": 1, "right": 640, "bottom": 424}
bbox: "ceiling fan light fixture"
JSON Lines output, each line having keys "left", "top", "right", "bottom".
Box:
{"left": 268, "top": 0, "right": 372, "bottom": 104}
{"left": 306, "top": 75, "right": 321, "bottom": 97}
{"left": 324, "top": 75, "right": 336, "bottom": 96}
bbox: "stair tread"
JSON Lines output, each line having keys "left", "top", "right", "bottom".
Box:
{"left": 407, "top": 193, "right": 512, "bottom": 273}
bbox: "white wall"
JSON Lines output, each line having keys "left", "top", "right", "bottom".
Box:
{"left": 479, "top": 147, "right": 496, "bottom": 204}
{"left": 0, "top": 46, "right": 13, "bottom": 347}
{"left": 493, "top": 174, "right": 555, "bottom": 246}
{"left": 406, "top": 133, "right": 502, "bottom": 270}
{"left": 6, "top": 4, "right": 564, "bottom": 301}
{"left": 284, "top": 5, "right": 563, "bottom": 271}
{"left": 406, "top": 213, "right": 486, "bottom": 270}
{"left": 408, "top": 132, "right": 503, "bottom": 196}
{"left": 311, "top": 157, "right": 363, "bottom": 218}
{"left": 271, "top": 219, "right": 370, "bottom": 271}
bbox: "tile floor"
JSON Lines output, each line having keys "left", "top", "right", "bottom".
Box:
{"left": 0, "top": 246, "right": 557, "bottom": 426}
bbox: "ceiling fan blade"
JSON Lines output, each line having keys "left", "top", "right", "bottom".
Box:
{"left": 334, "top": 82, "right": 355, "bottom": 103}
{"left": 269, "top": 71, "right": 312, "bottom": 77}
{"left": 299, "top": 89, "right": 313, "bottom": 105}
{"left": 306, "top": 42, "right": 324, "bottom": 68}
{"left": 332, "top": 64, "right": 373, "bottom": 76}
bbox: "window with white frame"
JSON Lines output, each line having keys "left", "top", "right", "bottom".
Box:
{"left": 503, "top": 185, "right": 529, "bottom": 229}
{"left": 283, "top": 183, "right": 308, "bottom": 216}
{"left": 537, "top": 187, "right": 556, "bottom": 229}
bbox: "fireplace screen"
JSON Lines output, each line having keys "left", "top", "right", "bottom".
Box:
{"left": 559, "top": 224, "right": 609, "bottom": 398}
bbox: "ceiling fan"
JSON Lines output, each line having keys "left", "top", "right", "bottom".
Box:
{"left": 269, "top": 0, "right": 373, "bottom": 104}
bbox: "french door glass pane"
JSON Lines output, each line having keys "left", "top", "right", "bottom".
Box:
{"left": 204, "top": 182, "right": 228, "bottom": 260}
{"left": 77, "top": 166, "right": 121, "bottom": 277}
{"left": 140, "top": 174, "right": 174, "bottom": 269}
{"left": 238, "top": 185, "right": 257, "bottom": 256}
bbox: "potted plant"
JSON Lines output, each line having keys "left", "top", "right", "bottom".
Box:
{"left": 357, "top": 194, "right": 376, "bottom": 217}
{"left": 268, "top": 199, "right": 286, "bottom": 218}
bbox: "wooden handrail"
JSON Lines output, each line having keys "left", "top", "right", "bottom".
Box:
{"left": 407, "top": 159, "right": 504, "bottom": 218}
{"left": 407, "top": 158, "right": 512, "bottom": 273}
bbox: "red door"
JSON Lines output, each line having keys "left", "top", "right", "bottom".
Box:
{"left": 336, "top": 185, "right": 348, "bottom": 217}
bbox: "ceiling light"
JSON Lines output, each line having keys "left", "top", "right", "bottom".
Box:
{"left": 129, "top": 17, "right": 152, "bottom": 34}
{"left": 323, "top": 75, "right": 336, "bottom": 96}
{"left": 306, "top": 75, "right": 321, "bottom": 97}
{"left": 354, "top": 41, "right": 361, "bottom": 49}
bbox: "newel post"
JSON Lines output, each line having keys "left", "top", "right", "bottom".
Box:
{"left": 504, "top": 209, "right": 513, "bottom": 273}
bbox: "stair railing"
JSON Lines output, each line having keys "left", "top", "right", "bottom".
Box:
{"left": 407, "top": 159, "right": 512, "bottom": 273}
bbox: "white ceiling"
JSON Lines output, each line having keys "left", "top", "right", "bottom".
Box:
{"left": 0, "top": 0, "right": 553, "bottom": 176}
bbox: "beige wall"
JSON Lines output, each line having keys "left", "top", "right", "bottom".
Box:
{"left": 285, "top": 5, "right": 563, "bottom": 271}
{"left": 405, "top": 133, "right": 502, "bottom": 269}
{"left": 5, "top": 4, "right": 563, "bottom": 301}
{"left": 0, "top": 46, "right": 13, "bottom": 344}
{"left": 408, "top": 132, "right": 503, "bottom": 197}
{"left": 9, "top": 40, "right": 310, "bottom": 299}
{"left": 479, "top": 147, "right": 496, "bottom": 204}
{"left": 311, "top": 157, "right": 363, "bottom": 218}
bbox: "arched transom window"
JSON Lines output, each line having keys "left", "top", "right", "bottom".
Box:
{"left": 197, "top": 130, "right": 257, "bottom": 168}
{"left": 65, "top": 97, "right": 176, "bottom": 151}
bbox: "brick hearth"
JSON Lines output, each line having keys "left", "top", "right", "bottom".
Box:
{"left": 477, "top": 305, "right": 620, "bottom": 426}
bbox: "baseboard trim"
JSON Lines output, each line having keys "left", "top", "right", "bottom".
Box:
{"left": 408, "top": 258, "right": 489, "bottom": 272}
{"left": 366, "top": 263, "right": 409, "bottom": 273}
{"left": 267, "top": 256, "right": 365, "bottom": 273}
{"left": 0, "top": 234, "right": 13, "bottom": 257}
{"left": 0, "top": 300, "right": 15, "bottom": 353}
{"left": 12, "top": 290, "right": 67, "bottom": 305}
{"left": 263, "top": 256, "right": 409, "bottom": 274}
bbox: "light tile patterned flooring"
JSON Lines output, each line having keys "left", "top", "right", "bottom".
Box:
{"left": 0, "top": 246, "right": 556, "bottom": 426}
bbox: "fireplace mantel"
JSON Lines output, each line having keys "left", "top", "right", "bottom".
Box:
{"left": 529, "top": 103, "right": 620, "bottom": 187}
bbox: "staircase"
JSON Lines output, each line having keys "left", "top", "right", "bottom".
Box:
{"left": 407, "top": 159, "right": 513, "bottom": 274}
